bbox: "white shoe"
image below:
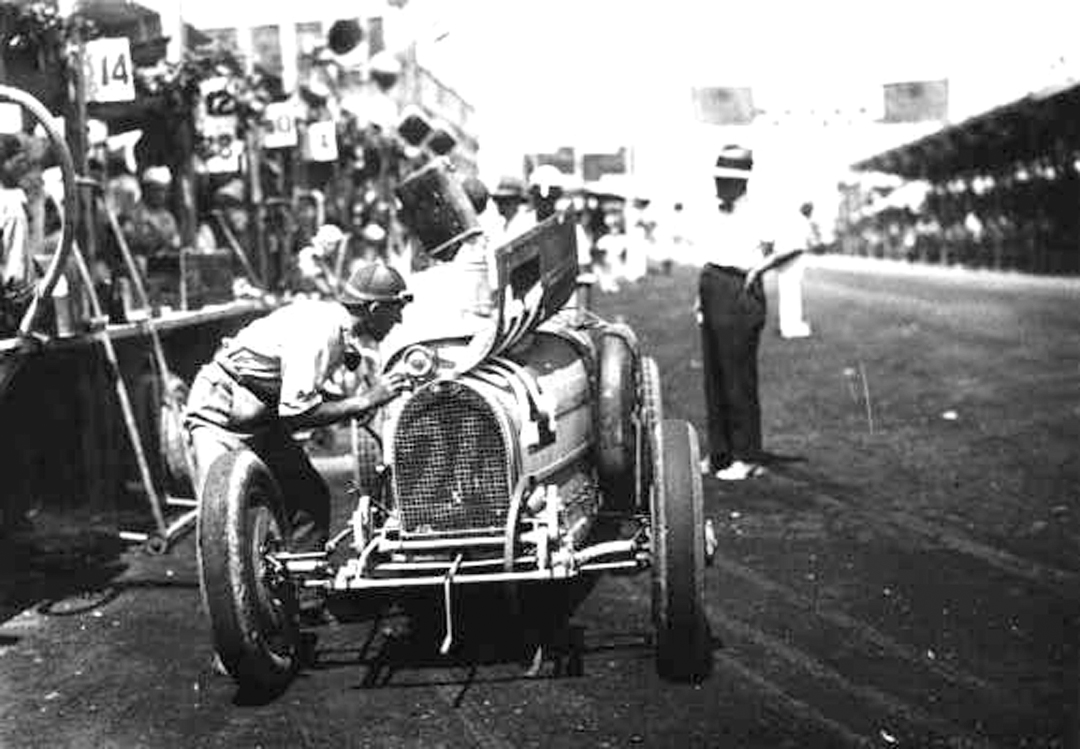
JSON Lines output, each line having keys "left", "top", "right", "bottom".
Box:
{"left": 780, "top": 322, "right": 812, "bottom": 339}
{"left": 700, "top": 458, "right": 713, "bottom": 475}
{"left": 714, "top": 460, "right": 764, "bottom": 481}
{"left": 209, "top": 652, "right": 229, "bottom": 677}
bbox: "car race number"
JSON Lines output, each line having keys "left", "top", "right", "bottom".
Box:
{"left": 84, "top": 37, "right": 136, "bottom": 103}
{"left": 303, "top": 120, "right": 338, "bottom": 162}
{"left": 198, "top": 78, "right": 243, "bottom": 174}
{"left": 262, "top": 101, "right": 297, "bottom": 149}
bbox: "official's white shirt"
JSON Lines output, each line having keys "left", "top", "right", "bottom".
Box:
{"left": 707, "top": 196, "right": 802, "bottom": 271}
{"left": 707, "top": 197, "right": 770, "bottom": 271}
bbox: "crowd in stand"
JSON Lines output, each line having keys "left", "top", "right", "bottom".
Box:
{"left": 837, "top": 162, "right": 1080, "bottom": 275}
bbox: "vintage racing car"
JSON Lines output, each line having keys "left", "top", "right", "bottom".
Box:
{"left": 196, "top": 170, "right": 714, "bottom": 696}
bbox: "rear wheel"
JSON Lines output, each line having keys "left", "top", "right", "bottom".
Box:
{"left": 197, "top": 449, "right": 300, "bottom": 696}
{"left": 637, "top": 356, "right": 662, "bottom": 511}
{"left": 651, "top": 419, "right": 712, "bottom": 682}
{"left": 597, "top": 330, "right": 637, "bottom": 510}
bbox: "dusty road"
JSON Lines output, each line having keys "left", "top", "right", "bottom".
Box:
{"left": 1, "top": 257, "right": 1077, "bottom": 748}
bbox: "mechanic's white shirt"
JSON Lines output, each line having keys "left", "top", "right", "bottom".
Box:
{"left": 218, "top": 299, "right": 359, "bottom": 418}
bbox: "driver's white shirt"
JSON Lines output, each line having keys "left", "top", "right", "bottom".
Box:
{"left": 216, "top": 299, "right": 359, "bottom": 417}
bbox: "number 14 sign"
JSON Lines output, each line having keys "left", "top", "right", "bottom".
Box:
{"left": 84, "top": 37, "right": 136, "bottom": 104}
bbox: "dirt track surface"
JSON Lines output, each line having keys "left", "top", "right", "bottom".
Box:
{"left": 1, "top": 257, "right": 1078, "bottom": 748}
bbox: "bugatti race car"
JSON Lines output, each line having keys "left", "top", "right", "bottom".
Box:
{"left": 196, "top": 172, "right": 714, "bottom": 697}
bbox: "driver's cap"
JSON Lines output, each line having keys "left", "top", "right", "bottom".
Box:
{"left": 339, "top": 262, "right": 413, "bottom": 307}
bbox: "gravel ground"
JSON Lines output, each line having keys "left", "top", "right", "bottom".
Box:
{"left": 1, "top": 256, "right": 1078, "bottom": 748}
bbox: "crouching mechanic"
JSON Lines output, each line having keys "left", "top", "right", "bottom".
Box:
{"left": 183, "top": 262, "right": 413, "bottom": 554}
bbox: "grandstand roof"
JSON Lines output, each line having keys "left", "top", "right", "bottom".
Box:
{"left": 852, "top": 80, "right": 1080, "bottom": 180}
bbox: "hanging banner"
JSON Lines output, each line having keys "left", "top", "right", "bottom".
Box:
{"left": 84, "top": 37, "right": 136, "bottom": 103}
{"left": 262, "top": 101, "right": 298, "bottom": 149}
{"left": 303, "top": 120, "right": 338, "bottom": 162}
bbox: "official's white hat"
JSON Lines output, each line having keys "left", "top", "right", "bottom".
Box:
{"left": 714, "top": 145, "right": 753, "bottom": 179}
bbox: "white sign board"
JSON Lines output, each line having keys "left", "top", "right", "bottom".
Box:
{"left": 0, "top": 103, "right": 22, "bottom": 134}
{"left": 303, "top": 120, "right": 338, "bottom": 162}
{"left": 262, "top": 102, "right": 297, "bottom": 149}
{"left": 84, "top": 37, "right": 135, "bottom": 103}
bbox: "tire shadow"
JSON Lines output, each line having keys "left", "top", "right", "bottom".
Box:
{"left": 0, "top": 524, "right": 128, "bottom": 623}
{"left": 310, "top": 577, "right": 624, "bottom": 697}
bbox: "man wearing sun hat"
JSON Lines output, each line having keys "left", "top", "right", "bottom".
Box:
{"left": 698, "top": 145, "right": 805, "bottom": 480}
{"left": 123, "top": 165, "right": 180, "bottom": 268}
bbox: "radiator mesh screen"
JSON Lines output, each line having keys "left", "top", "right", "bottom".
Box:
{"left": 392, "top": 383, "right": 511, "bottom": 534}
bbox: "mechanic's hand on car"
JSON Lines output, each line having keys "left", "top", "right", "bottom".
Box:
{"left": 366, "top": 371, "right": 412, "bottom": 408}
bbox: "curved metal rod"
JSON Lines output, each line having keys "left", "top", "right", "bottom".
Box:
{"left": 0, "top": 85, "right": 78, "bottom": 338}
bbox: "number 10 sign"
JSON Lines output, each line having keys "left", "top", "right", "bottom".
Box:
{"left": 84, "top": 37, "right": 136, "bottom": 104}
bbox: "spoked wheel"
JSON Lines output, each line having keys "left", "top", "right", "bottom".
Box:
{"left": 650, "top": 419, "right": 712, "bottom": 682}
{"left": 636, "top": 356, "right": 662, "bottom": 512}
{"left": 197, "top": 449, "right": 300, "bottom": 696}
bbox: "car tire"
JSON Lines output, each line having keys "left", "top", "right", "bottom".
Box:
{"left": 637, "top": 356, "right": 662, "bottom": 512}
{"left": 651, "top": 419, "right": 712, "bottom": 683}
{"left": 197, "top": 448, "right": 300, "bottom": 697}
{"left": 159, "top": 374, "right": 193, "bottom": 492}
{"left": 133, "top": 372, "right": 193, "bottom": 495}
{"left": 597, "top": 331, "right": 637, "bottom": 509}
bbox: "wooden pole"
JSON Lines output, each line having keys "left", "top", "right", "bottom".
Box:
{"left": 246, "top": 126, "right": 269, "bottom": 287}
{"left": 71, "top": 241, "right": 169, "bottom": 538}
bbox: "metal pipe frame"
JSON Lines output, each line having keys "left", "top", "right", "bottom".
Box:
{"left": 324, "top": 559, "right": 642, "bottom": 591}
{"left": 280, "top": 536, "right": 646, "bottom": 590}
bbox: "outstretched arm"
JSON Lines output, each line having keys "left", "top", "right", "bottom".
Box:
{"left": 280, "top": 372, "right": 411, "bottom": 431}
{"left": 744, "top": 243, "right": 804, "bottom": 290}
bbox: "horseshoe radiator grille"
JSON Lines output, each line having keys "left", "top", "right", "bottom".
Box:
{"left": 392, "top": 382, "right": 512, "bottom": 535}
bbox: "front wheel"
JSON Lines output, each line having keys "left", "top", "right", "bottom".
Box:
{"left": 651, "top": 419, "right": 712, "bottom": 682}
{"left": 197, "top": 449, "right": 300, "bottom": 696}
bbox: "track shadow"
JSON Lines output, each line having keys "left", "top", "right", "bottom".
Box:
{"left": 0, "top": 513, "right": 204, "bottom": 623}
{"left": 311, "top": 578, "right": 610, "bottom": 697}
{"left": 754, "top": 449, "right": 809, "bottom": 468}
{"left": 0, "top": 524, "right": 128, "bottom": 623}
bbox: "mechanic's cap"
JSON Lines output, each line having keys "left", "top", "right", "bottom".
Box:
{"left": 714, "top": 145, "right": 753, "bottom": 179}
{"left": 529, "top": 164, "right": 562, "bottom": 189}
{"left": 339, "top": 262, "right": 413, "bottom": 307}
{"left": 314, "top": 224, "right": 345, "bottom": 247}
{"left": 361, "top": 222, "right": 387, "bottom": 244}
{"left": 141, "top": 165, "right": 172, "bottom": 186}
{"left": 492, "top": 176, "right": 526, "bottom": 200}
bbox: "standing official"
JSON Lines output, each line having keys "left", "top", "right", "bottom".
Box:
{"left": 698, "top": 146, "right": 803, "bottom": 480}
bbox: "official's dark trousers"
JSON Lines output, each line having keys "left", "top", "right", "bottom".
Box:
{"left": 699, "top": 263, "right": 766, "bottom": 469}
